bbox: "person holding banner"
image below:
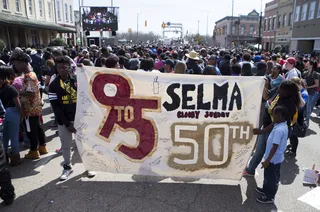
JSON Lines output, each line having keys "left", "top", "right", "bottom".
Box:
{"left": 244, "top": 80, "right": 304, "bottom": 176}
{"left": 48, "top": 56, "right": 95, "bottom": 181}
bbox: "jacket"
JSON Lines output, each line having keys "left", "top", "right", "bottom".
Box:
{"left": 219, "top": 59, "right": 231, "bottom": 76}
{"left": 48, "top": 75, "right": 77, "bottom": 127}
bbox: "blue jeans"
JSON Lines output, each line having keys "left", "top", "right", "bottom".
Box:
{"left": 245, "top": 129, "right": 270, "bottom": 175}
{"left": 2, "top": 107, "right": 20, "bottom": 154}
{"left": 306, "top": 94, "right": 315, "bottom": 123}
{"left": 262, "top": 162, "right": 281, "bottom": 199}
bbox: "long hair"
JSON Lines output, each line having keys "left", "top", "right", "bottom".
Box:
{"left": 0, "top": 66, "right": 15, "bottom": 85}
{"left": 308, "top": 60, "right": 318, "bottom": 72}
{"left": 174, "top": 62, "right": 187, "bottom": 74}
{"left": 279, "top": 80, "right": 301, "bottom": 108}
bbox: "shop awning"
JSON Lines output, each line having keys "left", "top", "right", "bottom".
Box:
{"left": 0, "top": 13, "right": 75, "bottom": 33}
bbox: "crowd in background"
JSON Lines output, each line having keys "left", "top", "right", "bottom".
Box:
{"left": 0, "top": 44, "right": 319, "bottom": 203}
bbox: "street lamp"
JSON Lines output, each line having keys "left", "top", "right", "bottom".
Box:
{"left": 206, "top": 11, "right": 211, "bottom": 43}
{"left": 137, "top": 10, "right": 150, "bottom": 42}
{"left": 258, "top": 0, "right": 263, "bottom": 52}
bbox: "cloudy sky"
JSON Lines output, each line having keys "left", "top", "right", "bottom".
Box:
{"left": 74, "top": 0, "right": 272, "bottom": 36}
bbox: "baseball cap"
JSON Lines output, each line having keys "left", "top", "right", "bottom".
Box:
{"left": 164, "top": 59, "right": 175, "bottom": 68}
{"left": 253, "top": 55, "right": 262, "bottom": 62}
{"left": 286, "top": 57, "right": 296, "bottom": 65}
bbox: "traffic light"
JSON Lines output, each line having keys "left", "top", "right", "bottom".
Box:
{"left": 128, "top": 28, "right": 132, "bottom": 33}
{"left": 145, "top": 20, "right": 147, "bottom": 27}
{"left": 161, "top": 22, "right": 166, "bottom": 28}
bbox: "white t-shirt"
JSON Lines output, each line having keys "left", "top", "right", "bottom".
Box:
{"left": 286, "top": 68, "right": 299, "bottom": 80}
{"left": 239, "top": 61, "right": 255, "bottom": 68}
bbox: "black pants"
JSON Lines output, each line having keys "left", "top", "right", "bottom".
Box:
{"left": 289, "top": 134, "right": 298, "bottom": 153}
{"left": 24, "top": 116, "right": 46, "bottom": 151}
{"left": 262, "top": 163, "right": 281, "bottom": 199}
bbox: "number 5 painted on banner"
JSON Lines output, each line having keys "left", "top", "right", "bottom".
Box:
{"left": 173, "top": 125, "right": 199, "bottom": 165}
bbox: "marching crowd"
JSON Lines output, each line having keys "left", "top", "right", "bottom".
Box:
{"left": 0, "top": 44, "right": 319, "bottom": 204}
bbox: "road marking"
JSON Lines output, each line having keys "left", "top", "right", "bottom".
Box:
{"left": 298, "top": 187, "right": 320, "bottom": 210}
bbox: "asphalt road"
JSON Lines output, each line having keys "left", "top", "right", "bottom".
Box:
{"left": 1, "top": 101, "right": 320, "bottom": 212}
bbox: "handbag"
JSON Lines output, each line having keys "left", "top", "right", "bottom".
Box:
{"left": 293, "top": 121, "right": 308, "bottom": 138}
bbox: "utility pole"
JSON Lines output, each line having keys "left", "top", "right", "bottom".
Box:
{"left": 206, "top": 11, "right": 210, "bottom": 43}
{"left": 258, "top": 0, "right": 263, "bottom": 52}
{"left": 136, "top": 13, "right": 139, "bottom": 42}
{"left": 231, "top": 0, "right": 234, "bottom": 49}
{"left": 197, "top": 20, "right": 200, "bottom": 35}
{"left": 136, "top": 11, "right": 150, "bottom": 42}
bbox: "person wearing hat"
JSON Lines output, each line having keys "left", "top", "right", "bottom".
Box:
{"left": 285, "top": 57, "right": 301, "bottom": 80}
{"left": 185, "top": 50, "right": 202, "bottom": 75}
{"left": 163, "top": 59, "right": 175, "bottom": 73}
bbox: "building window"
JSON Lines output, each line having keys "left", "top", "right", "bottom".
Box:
{"left": 232, "top": 26, "right": 235, "bottom": 35}
{"left": 268, "top": 18, "right": 271, "bottom": 30}
{"left": 278, "top": 15, "right": 281, "bottom": 28}
{"left": 249, "top": 26, "right": 254, "bottom": 35}
{"left": 309, "top": 1, "right": 316, "bottom": 20}
{"left": 301, "top": 3, "right": 308, "bottom": 21}
{"left": 240, "top": 26, "right": 245, "bottom": 35}
{"left": 39, "top": 0, "right": 43, "bottom": 17}
{"left": 283, "top": 14, "right": 287, "bottom": 27}
{"left": 289, "top": 12, "right": 293, "bottom": 25}
{"left": 65, "top": 3, "right": 68, "bottom": 22}
{"left": 69, "top": 5, "right": 73, "bottom": 22}
{"left": 57, "top": 0, "right": 61, "bottom": 20}
{"left": 318, "top": 3, "right": 320, "bottom": 18}
{"left": 15, "top": 0, "right": 20, "bottom": 12}
{"left": 2, "top": 0, "right": 8, "bottom": 10}
{"left": 28, "top": 0, "right": 33, "bottom": 15}
{"left": 272, "top": 17, "right": 276, "bottom": 30}
{"left": 295, "top": 6, "right": 300, "bottom": 22}
{"left": 48, "top": 2, "right": 51, "bottom": 19}
{"left": 264, "top": 19, "right": 267, "bottom": 31}
{"left": 222, "top": 26, "right": 226, "bottom": 35}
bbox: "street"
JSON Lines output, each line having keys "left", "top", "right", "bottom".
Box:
{"left": 1, "top": 100, "right": 320, "bottom": 212}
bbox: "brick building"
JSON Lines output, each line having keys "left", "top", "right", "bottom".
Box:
{"left": 291, "top": 0, "right": 320, "bottom": 53}
{"left": 275, "top": 0, "right": 294, "bottom": 52}
{"left": 213, "top": 10, "right": 261, "bottom": 48}
{"left": 262, "top": 0, "right": 278, "bottom": 51}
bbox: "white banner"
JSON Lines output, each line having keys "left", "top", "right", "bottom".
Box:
{"left": 75, "top": 67, "right": 264, "bottom": 180}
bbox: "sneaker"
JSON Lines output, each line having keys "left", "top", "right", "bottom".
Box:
{"left": 243, "top": 170, "right": 254, "bottom": 177}
{"left": 55, "top": 148, "right": 63, "bottom": 154}
{"left": 87, "top": 171, "right": 96, "bottom": 178}
{"left": 255, "top": 187, "right": 265, "bottom": 195}
{"left": 60, "top": 165, "right": 73, "bottom": 181}
{"left": 256, "top": 195, "right": 274, "bottom": 204}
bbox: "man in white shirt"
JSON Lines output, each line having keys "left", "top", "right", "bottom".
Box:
{"left": 285, "top": 57, "right": 300, "bottom": 80}
{"left": 239, "top": 53, "right": 255, "bottom": 68}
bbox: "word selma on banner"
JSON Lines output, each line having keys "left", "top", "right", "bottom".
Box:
{"left": 75, "top": 67, "right": 264, "bottom": 180}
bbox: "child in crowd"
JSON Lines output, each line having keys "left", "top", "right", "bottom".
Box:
{"left": 255, "top": 105, "right": 289, "bottom": 204}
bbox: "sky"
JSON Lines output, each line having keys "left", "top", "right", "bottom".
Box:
{"left": 74, "top": 0, "right": 272, "bottom": 37}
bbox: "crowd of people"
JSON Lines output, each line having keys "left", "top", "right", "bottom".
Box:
{"left": 0, "top": 44, "right": 319, "bottom": 204}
